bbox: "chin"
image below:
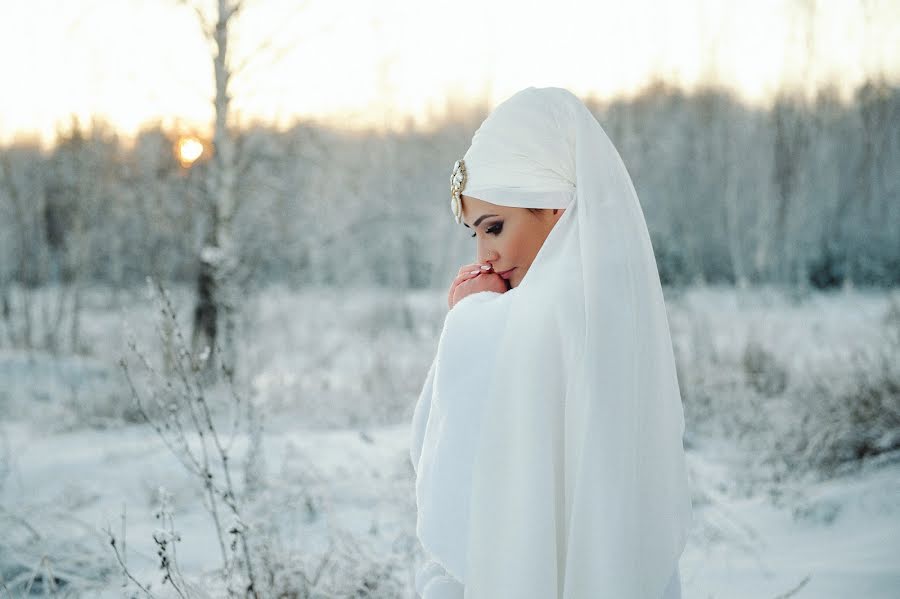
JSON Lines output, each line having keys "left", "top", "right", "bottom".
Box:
{"left": 508, "top": 269, "right": 523, "bottom": 289}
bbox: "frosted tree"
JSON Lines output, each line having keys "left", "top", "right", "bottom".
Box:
{"left": 177, "top": 0, "right": 311, "bottom": 383}
{"left": 172, "top": 0, "right": 241, "bottom": 384}
{"left": 0, "top": 119, "right": 119, "bottom": 354}
{"left": 0, "top": 145, "right": 42, "bottom": 350}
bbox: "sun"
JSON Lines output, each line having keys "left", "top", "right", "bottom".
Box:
{"left": 175, "top": 136, "right": 204, "bottom": 167}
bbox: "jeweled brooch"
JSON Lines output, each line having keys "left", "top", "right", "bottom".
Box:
{"left": 450, "top": 159, "right": 466, "bottom": 224}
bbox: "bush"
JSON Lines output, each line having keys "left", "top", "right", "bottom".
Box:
{"left": 108, "top": 279, "right": 418, "bottom": 598}
{"left": 741, "top": 338, "right": 788, "bottom": 397}
{"left": 772, "top": 293, "right": 900, "bottom": 478}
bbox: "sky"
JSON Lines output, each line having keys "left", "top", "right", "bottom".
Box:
{"left": 1, "top": 0, "right": 898, "bottom": 146}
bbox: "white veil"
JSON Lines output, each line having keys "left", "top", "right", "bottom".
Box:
{"left": 410, "top": 86, "right": 693, "bottom": 598}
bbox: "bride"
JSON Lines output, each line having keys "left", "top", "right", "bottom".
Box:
{"left": 409, "top": 87, "right": 693, "bottom": 599}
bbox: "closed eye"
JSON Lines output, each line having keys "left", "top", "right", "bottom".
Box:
{"left": 470, "top": 223, "right": 503, "bottom": 238}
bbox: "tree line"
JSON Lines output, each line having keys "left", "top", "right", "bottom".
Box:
{"left": 1, "top": 78, "right": 897, "bottom": 300}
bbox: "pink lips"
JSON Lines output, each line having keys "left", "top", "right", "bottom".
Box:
{"left": 496, "top": 268, "right": 515, "bottom": 280}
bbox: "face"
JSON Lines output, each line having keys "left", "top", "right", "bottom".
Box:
{"left": 460, "top": 194, "right": 564, "bottom": 289}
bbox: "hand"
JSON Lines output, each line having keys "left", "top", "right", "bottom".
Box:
{"left": 448, "top": 262, "right": 488, "bottom": 309}
{"left": 447, "top": 263, "right": 509, "bottom": 310}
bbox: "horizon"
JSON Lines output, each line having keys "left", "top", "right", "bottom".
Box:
{"left": 6, "top": 74, "right": 889, "bottom": 154}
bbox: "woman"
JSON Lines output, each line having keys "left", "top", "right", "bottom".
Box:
{"left": 409, "top": 87, "right": 693, "bottom": 599}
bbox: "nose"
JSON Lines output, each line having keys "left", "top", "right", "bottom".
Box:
{"left": 476, "top": 244, "right": 499, "bottom": 267}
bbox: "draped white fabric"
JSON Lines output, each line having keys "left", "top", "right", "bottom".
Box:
{"left": 409, "top": 87, "right": 693, "bottom": 599}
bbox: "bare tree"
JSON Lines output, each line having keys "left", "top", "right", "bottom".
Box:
{"left": 177, "top": 0, "right": 311, "bottom": 383}
{"left": 174, "top": 0, "right": 239, "bottom": 384}
{"left": 0, "top": 149, "right": 38, "bottom": 350}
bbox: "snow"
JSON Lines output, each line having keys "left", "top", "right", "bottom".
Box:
{"left": 1, "top": 283, "right": 899, "bottom": 597}
{"left": 683, "top": 436, "right": 900, "bottom": 598}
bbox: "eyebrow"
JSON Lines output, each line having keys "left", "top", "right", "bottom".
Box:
{"left": 463, "top": 214, "right": 499, "bottom": 229}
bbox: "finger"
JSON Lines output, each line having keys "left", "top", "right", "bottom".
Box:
{"left": 449, "top": 271, "right": 480, "bottom": 299}
{"left": 454, "top": 269, "right": 483, "bottom": 284}
{"left": 448, "top": 270, "right": 484, "bottom": 307}
{"left": 448, "top": 274, "right": 471, "bottom": 306}
{"left": 457, "top": 262, "right": 493, "bottom": 274}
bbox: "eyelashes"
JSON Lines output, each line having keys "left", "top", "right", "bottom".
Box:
{"left": 470, "top": 223, "right": 503, "bottom": 238}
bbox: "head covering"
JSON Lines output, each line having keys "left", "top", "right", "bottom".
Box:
{"left": 410, "top": 86, "right": 693, "bottom": 598}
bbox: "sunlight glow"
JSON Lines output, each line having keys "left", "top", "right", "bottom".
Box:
{"left": 176, "top": 136, "right": 204, "bottom": 167}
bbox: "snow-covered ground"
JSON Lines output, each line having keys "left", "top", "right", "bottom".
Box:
{"left": 685, "top": 436, "right": 900, "bottom": 598}
{"left": 1, "top": 283, "right": 898, "bottom": 597}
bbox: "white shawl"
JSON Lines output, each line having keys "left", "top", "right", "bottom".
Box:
{"left": 410, "top": 87, "right": 693, "bottom": 599}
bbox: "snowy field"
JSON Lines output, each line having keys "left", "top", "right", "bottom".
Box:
{"left": 1, "top": 283, "right": 898, "bottom": 597}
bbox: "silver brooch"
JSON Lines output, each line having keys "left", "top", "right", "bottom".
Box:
{"left": 450, "top": 159, "right": 466, "bottom": 224}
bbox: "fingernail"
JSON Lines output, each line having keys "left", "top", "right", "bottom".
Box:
{"left": 469, "top": 270, "right": 480, "bottom": 275}
{"left": 480, "top": 265, "right": 491, "bottom": 270}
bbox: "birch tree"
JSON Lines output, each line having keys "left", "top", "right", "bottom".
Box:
{"left": 178, "top": 0, "right": 310, "bottom": 383}
{"left": 172, "top": 0, "right": 236, "bottom": 384}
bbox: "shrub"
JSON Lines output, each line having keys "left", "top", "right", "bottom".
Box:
{"left": 773, "top": 293, "right": 900, "bottom": 478}
{"left": 741, "top": 338, "right": 788, "bottom": 397}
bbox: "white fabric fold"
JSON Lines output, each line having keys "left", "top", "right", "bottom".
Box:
{"left": 410, "top": 87, "right": 693, "bottom": 599}
{"left": 411, "top": 290, "right": 511, "bottom": 582}
{"left": 415, "top": 558, "right": 464, "bottom": 599}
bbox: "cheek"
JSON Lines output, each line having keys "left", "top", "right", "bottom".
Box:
{"left": 496, "top": 222, "right": 540, "bottom": 265}
{"left": 509, "top": 226, "right": 542, "bottom": 264}
{"left": 499, "top": 229, "right": 524, "bottom": 261}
